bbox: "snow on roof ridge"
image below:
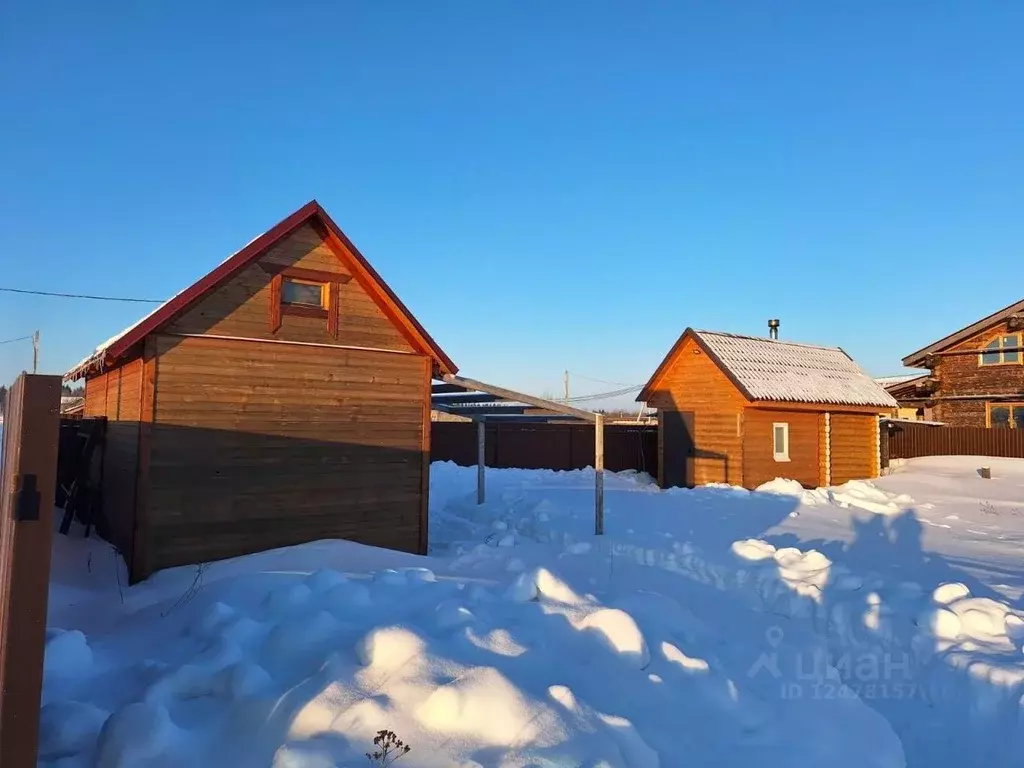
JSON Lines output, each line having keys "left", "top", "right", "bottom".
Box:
{"left": 693, "top": 329, "right": 843, "bottom": 353}
{"left": 693, "top": 329, "right": 897, "bottom": 408}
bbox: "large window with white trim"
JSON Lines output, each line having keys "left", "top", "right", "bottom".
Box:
{"left": 773, "top": 422, "right": 790, "bottom": 462}
{"left": 980, "top": 334, "right": 1021, "bottom": 366}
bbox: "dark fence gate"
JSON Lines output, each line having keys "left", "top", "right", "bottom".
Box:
{"left": 887, "top": 421, "right": 1024, "bottom": 460}
{"left": 432, "top": 421, "right": 657, "bottom": 476}
{"left": 0, "top": 374, "right": 61, "bottom": 768}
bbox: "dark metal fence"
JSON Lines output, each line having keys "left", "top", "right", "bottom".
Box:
{"left": 887, "top": 421, "right": 1024, "bottom": 459}
{"left": 432, "top": 422, "right": 658, "bottom": 476}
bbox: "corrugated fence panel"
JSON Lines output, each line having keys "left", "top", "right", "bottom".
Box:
{"left": 888, "top": 423, "right": 1024, "bottom": 459}
{"left": 431, "top": 422, "right": 658, "bottom": 477}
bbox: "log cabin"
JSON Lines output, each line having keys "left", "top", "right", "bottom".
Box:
{"left": 901, "top": 298, "right": 1024, "bottom": 428}
{"left": 638, "top": 328, "right": 897, "bottom": 489}
{"left": 65, "top": 201, "right": 456, "bottom": 582}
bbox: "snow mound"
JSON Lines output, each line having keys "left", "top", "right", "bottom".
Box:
{"left": 933, "top": 582, "right": 971, "bottom": 605}
{"left": 356, "top": 626, "right": 427, "bottom": 671}
{"left": 95, "top": 702, "right": 182, "bottom": 768}
{"left": 829, "top": 480, "right": 907, "bottom": 515}
{"left": 731, "top": 539, "right": 777, "bottom": 562}
{"left": 755, "top": 478, "right": 806, "bottom": 496}
{"left": 39, "top": 700, "right": 110, "bottom": 760}
{"left": 504, "top": 566, "right": 583, "bottom": 604}
{"left": 44, "top": 629, "right": 93, "bottom": 679}
{"left": 435, "top": 599, "right": 476, "bottom": 629}
{"left": 575, "top": 608, "right": 650, "bottom": 669}
{"left": 417, "top": 666, "right": 565, "bottom": 748}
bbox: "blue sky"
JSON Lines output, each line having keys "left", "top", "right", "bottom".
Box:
{"left": 2, "top": 3, "right": 1022, "bottom": 405}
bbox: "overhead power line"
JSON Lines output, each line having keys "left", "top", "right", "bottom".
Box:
{"left": 567, "top": 371, "right": 637, "bottom": 388}
{"left": 0, "top": 287, "right": 164, "bottom": 303}
{"left": 0, "top": 335, "right": 32, "bottom": 346}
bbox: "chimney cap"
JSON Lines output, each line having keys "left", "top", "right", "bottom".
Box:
{"left": 768, "top": 318, "right": 780, "bottom": 340}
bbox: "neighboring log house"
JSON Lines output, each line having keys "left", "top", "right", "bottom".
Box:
{"left": 638, "top": 328, "right": 896, "bottom": 489}
{"left": 65, "top": 201, "right": 456, "bottom": 582}
{"left": 901, "top": 298, "right": 1024, "bottom": 428}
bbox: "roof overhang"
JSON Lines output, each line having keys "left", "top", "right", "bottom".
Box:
{"left": 902, "top": 298, "right": 1024, "bottom": 367}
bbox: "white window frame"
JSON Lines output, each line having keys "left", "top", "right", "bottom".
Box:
{"left": 773, "top": 422, "right": 790, "bottom": 462}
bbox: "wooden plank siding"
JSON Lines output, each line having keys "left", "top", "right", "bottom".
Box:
{"left": 830, "top": 413, "right": 877, "bottom": 484}
{"left": 142, "top": 334, "right": 429, "bottom": 575}
{"left": 646, "top": 335, "right": 746, "bottom": 485}
{"left": 742, "top": 408, "right": 820, "bottom": 488}
{"left": 92, "top": 359, "right": 142, "bottom": 563}
{"left": 165, "top": 223, "right": 413, "bottom": 353}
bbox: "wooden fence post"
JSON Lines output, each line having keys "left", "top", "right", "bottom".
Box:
{"left": 595, "top": 413, "right": 605, "bottom": 535}
{"left": 0, "top": 374, "right": 61, "bottom": 768}
{"left": 476, "top": 419, "right": 486, "bottom": 505}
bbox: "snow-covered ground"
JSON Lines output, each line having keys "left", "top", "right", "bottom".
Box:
{"left": 42, "top": 457, "right": 1024, "bottom": 767}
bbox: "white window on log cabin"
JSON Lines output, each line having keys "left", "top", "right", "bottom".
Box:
{"left": 980, "top": 334, "right": 1021, "bottom": 366}
{"left": 773, "top": 422, "right": 790, "bottom": 462}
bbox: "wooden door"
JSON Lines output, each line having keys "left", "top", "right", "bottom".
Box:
{"left": 662, "top": 410, "right": 695, "bottom": 487}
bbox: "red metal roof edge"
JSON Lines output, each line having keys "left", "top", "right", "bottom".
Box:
{"left": 90, "top": 200, "right": 455, "bottom": 374}
{"left": 315, "top": 204, "right": 457, "bottom": 376}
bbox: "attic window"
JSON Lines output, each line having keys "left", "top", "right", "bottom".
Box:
{"left": 268, "top": 268, "right": 349, "bottom": 338}
{"left": 282, "top": 278, "right": 326, "bottom": 308}
{"left": 773, "top": 422, "right": 790, "bottom": 462}
{"left": 980, "top": 334, "right": 1021, "bottom": 366}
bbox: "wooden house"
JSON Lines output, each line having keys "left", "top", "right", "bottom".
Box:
{"left": 65, "top": 201, "right": 456, "bottom": 582}
{"left": 638, "top": 328, "right": 897, "bottom": 489}
{"left": 875, "top": 375, "right": 929, "bottom": 420}
{"left": 901, "top": 298, "right": 1024, "bottom": 428}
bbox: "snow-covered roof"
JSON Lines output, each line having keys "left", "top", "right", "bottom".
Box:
{"left": 694, "top": 330, "right": 898, "bottom": 408}
{"left": 874, "top": 374, "right": 928, "bottom": 388}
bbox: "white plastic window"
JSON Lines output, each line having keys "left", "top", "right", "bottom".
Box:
{"left": 773, "top": 422, "right": 790, "bottom": 462}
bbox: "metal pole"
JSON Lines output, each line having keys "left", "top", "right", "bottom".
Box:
{"left": 32, "top": 331, "right": 39, "bottom": 374}
{"left": 476, "top": 419, "right": 486, "bottom": 505}
{"left": 595, "top": 412, "right": 604, "bottom": 535}
{"left": 564, "top": 370, "right": 569, "bottom": 404}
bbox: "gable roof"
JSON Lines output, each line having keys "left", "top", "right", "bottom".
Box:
{"left": 639, "top": 328, "right": 897, "bottom": 408}
{"left": 879, "top": 373, "right": 930, "bottom": 399}
{"left": 874, "top": 374, "right": 927, "bottom": 388}
{"left": 902, "top": 296, "right": 1024, "bottom": 367}
{"left": 65, "top": 201, "right": 456, "bottom": 380}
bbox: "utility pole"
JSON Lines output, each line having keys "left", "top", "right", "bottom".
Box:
{"left": 564, "top": 370, "right": 569, "bottom": 404}
{"left": 32, "top": 330, "right": 39, "bottom": 374}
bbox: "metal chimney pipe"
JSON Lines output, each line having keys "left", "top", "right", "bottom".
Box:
{"left": 768, "top": 319, "right": 780, "bottom": 340}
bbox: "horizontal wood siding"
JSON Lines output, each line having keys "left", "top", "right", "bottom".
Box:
{"left": 145, "top": 334, "right": 428, "bottom": 573}
{"left": 830, "top": 413, "right": 877, "bottom": 484}
{"left": 83, "top": 371, "right": 108, "bottom": 417}
{"left": 647, "top": 335, "right": 746, "bottom": 485}
{"left": 101, "top": 359, "right": 142, "bottom": 561}
{"left": 742, "top": 408, "right": 820, "bottom": 489}
{"left": 165, "top": 223, "right": 414, "bottom": 352}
